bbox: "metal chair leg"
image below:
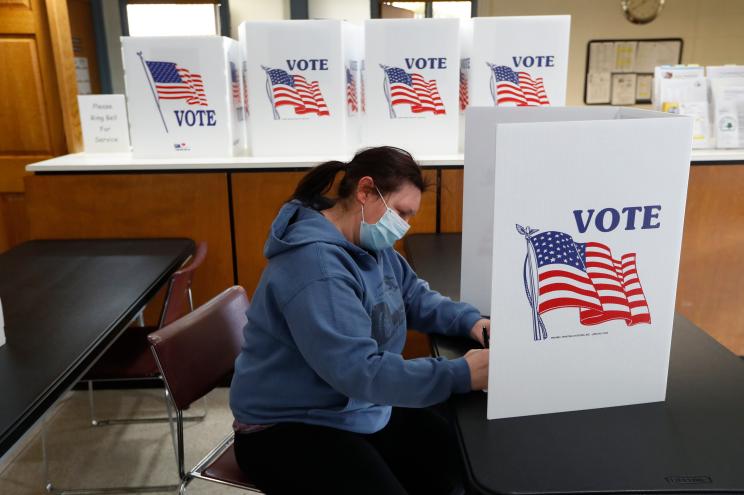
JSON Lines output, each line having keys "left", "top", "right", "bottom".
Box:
{"left": 87, "top": 379, "right": 207, "bottom": 426}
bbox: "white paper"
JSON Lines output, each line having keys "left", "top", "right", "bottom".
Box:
{"left": 636, "top": 74, "right": 653, "bottom": 101}
{"left": 711, "top": 78, "right": 744, "bottom": 148}
{"left": 611, "top": 73, "right": 636, "bottom": 105}
{"left": 614, "top": 41, "right": 637, "bottom": 73}
{"left": 461, "top": 107, "right": 693, "bottom": 419}
{"left": 714, "top": 102, "right": 740, "bottom": 148}
{"left": 635, "top": 41, "right": 680, "bottom": 74}
{"left": 78, "top": 95, "right": 131, "bottom": 153}
{"left": 586, "top": 72, "right": 611, "bottom": 104}
{"left": 679, "top": 101, "right": 711, "bottom": 148}
{"left": 707, "top": 65, "right": 744, "bottom": 79}
{"left": 652, "top": 66, "right": 704, "bottom": 109}
{"left": 589, "top": 42, "right": 615, "bottom": 73}
{"left": 75, "top": 56, "right": 92, "bottom": 95}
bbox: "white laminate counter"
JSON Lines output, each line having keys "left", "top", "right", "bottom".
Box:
{"left": 25, "top": 152, "right": 466, "bottom": 172}
{"left": 25, "top": 149, "right": 744, "bottom": 173}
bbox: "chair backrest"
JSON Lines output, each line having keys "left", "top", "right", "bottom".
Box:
{"left": 148, "top": 285, "right": 249, "bottom": 410}
{"left": 159, "top": 241, "right": 208, "bottom": 328}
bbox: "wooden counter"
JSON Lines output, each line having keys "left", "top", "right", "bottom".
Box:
{"left": 18, "top": 157, "right": 744, "bottom": 357}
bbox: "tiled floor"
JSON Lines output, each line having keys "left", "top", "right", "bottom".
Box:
{"left": 0, "top": 387, "right": 246, "bottom": 494}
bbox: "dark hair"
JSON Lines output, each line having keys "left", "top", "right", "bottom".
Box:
{"left": 292, "top": 146, "right": 427, "bottom": 210}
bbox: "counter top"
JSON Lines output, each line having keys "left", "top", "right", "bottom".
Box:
{"left": 25, "top": 148, "right": 744, "bottom": 172}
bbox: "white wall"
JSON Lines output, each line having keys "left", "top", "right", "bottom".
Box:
{"left": 229, "top": 0, "right": 291, "bottom": 36}
{"left": 480, "top": 0, "right": 744, "bottom": 105}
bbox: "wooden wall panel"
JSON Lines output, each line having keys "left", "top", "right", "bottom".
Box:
{"left": 1, "top": 0, "right": 79, "bottom": 250}
{"left": 24, "top": 173, "right": 234, "bottom": 324}
{"left": 0, "top": 39, "right": 52, "bottom": 154}
{"left": 676, "top": 165, "right": 744, "bottom": 355}
{"left": 232, "top": 171, "right": 306, "bottom": 298}
{"left": 440, "top": 169, "right": 463, "bottom": 233}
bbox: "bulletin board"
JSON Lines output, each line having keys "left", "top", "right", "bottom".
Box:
{"left": 583, "top": 38, "right": 683, "bottom": 105}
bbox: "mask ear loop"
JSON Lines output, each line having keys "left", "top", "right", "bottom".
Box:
{"left": 375, "top": 186, "right": 390, "bottom": 210}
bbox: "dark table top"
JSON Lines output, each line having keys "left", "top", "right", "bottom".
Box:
{"left": 406, "top": 233, "right": 744, "bottom": 495}
{"left": 0, "top": 239, "right": 194, "bottom": 457}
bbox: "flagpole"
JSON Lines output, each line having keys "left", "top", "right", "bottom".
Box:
{"left": 262, "top": 66, "right": 280, "bottom": 120}
{"left": 137, "top": 51, "right": 168, "bottom": 133}
{"left": 527, "top": 235, "right": 548, "bottom": 340}
{"left": 487, "top": 63, "right": 497, "bottom": 106}
{"left": 518, "top": 225, "right": 548, "bottom": 341}
{"left": 380, "top": 65, "right": 396, "bottom": 119}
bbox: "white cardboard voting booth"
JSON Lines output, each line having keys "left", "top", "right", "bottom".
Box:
{"left": 461, "top": 107, "right": 693, "bottom": 419}
{"left": 469, "top": 16, "right": 570, "bottom": 108}
{"left": 239, "top": 20, "right": 362, "bottom": 156}
{"left": 363, "top": 19, "right": 460, "bottom": 155}
{"left": 458, "top": 19, "right": 473, "bottom": 152}
{"left": 121, "top": 36, "right": 244, "bottom": 157}
{"left": 122, "top": 36, "right": 244, "bottom": 158}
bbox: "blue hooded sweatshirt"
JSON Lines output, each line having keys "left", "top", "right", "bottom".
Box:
{"left": 229, "top": 200, "right": 482, "bottom": 434}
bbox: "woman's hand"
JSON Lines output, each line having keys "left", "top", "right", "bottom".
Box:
{"left": 469, "top": 318, "right": 490, "bottom": 347}
{"left": 464, "top": 349, "right": 489, "bottom": 390}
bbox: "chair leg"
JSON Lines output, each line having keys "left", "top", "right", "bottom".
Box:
{"left": 87, "top": 378, "right": 206, "bottom": 426}
{"left": 87, "top": 381, "right": 100, "bottom": 426}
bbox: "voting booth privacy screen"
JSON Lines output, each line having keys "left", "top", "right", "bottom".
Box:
{"left": 239, "top": 20, "right": 362, "bottom": 156}
{"left": 363, "top": 19, "right": 461, "bottom": 155}
{"left": 468, "top": 16, "right": 570, "bottom": 108}
{"left": 122, "top": 36, "right": 244, "bottom": 158}
{"left": 461, "top": 107, "right": 693, "bottom": 419}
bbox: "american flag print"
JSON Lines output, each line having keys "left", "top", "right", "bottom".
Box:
{"left": 230, "top": 62, "right": 241, "bottom": 104}
{"left": 489, "top": 64, "right": 549, "bottom": 107}
{"left": 382, "top": 66, "right": 445, "bottom": 116}
{"left": 360, "top": 62, "right": 366, "bottom": 113}
{"left": 346, "top": 67, "right": 358, "bottom": 114}
{"left": 517, "top": 225, "right": 651, "bottom": 341}
{"left": 459, "top": 58, "right": 469, "bottom": 112}
{"left": 145, "top": 60, "right": 208, "bottom": 106}
{"left": 263, "top": 66, "right": 329, "bottom": 118}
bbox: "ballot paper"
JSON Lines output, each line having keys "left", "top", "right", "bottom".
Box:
{"left": 0, "top": 296, "right": 5, "bottom": 347}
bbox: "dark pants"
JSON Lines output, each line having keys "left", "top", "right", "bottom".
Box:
{"left": 233, "top": 406, "right": 466, "bottom": 495}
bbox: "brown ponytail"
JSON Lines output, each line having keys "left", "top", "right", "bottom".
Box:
{"left": 291, "top": 146, "right": 427, "bottom": 210}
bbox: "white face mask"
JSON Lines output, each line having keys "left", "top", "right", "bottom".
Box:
{"left": 359, "top": 187, "right": 411, "bottom": 251}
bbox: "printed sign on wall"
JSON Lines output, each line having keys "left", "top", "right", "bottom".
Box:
{"left": 469, "top": 16, "right": 570, "bottom": 108}
{"left": 122, "top": 36, "right": 244, "bottom": 157}
{"left": 240, "top": 20, "right": 361, "bottom": 156}
{"left": 364, "top": 19, "right": 460, "bottom": 155}
{"left": 460, "top": 107, "right": 693, "bottom": 419}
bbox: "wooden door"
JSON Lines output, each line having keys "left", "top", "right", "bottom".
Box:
{"left": 0, "top": 0, "right": 81, "bottom": 252}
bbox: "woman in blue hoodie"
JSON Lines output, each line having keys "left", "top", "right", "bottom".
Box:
{"left": 230, "top": 146, "right": 490, "bottom": 495}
